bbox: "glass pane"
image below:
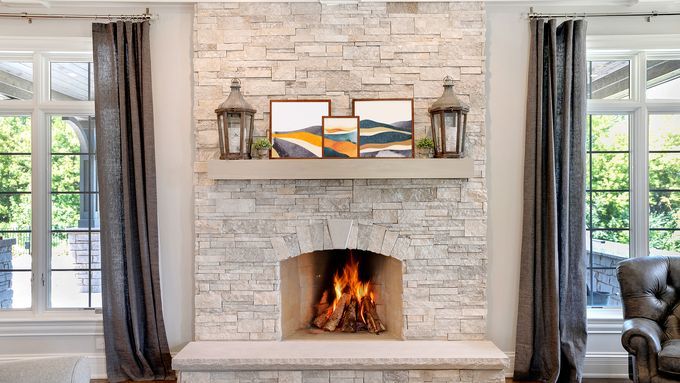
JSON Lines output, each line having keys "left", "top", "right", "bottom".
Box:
{"left": 650, "top": 230, "right": 679, "bottom": 256}
{"left": 591, "top": 192, "right": 629, "bottom": 229}
{"left": 588, "top": 60, "right": 630, "bottom": 100}
{"left": 588, "top": 268, "right": 622, "bottom": 307}
{"left": 227, "top": 113, "right": 240, "bottom": 153}
{"left": 0, "top": 116, "right": 31, "bottom": 153}
{"left": 0, "top": 193, "right": 31, "bottom": 231}
{"left": 50, "top": 62, "right": 94, "bottom": 101}
{"left": 649, "top": 153, "right": 680, "bottom": 190}
{"left": 51, "top": 231, "right": 99, "bottom": 270}
{"left": 589, "top": 114, "right": 629, "bottom": 151}
{"left": 0, "top": 233, "right": 31, "bottom": 262}
{"left": 51, "top": 194, "right": 82, "bottom": 230}
{"left": 650, "top": 192, "right": 679, "bottom": 229}
{"left": 0, "top": 271, "right": 31, "bottom": 309}
{"left": 649, "top": 114, "right": 680, "bottom": 151}
{"left": 590, "top": 153, "right": 629, "bottom": 190}
{"left": 647, "top": 59, "right": 680, "bottom": 100}
{"left": 51, "top": 155, "right": 85, "bottom": 192}
{"left": 0, "top": 62, "right": 33, "bottom": 100}
{"left": 0, "top": 155, "right": 31, "bottom": 192}
{"left": 591, "top": 230, "right": 630, "bottom": 257}
{"left": 50, "top": 270, "right": 89, "bottom": 308}
{"left": 51, "top": 116, "right": 95, "bottom": 154}
{"left": 91, "top": 270, "right": 102, "bottom": 307}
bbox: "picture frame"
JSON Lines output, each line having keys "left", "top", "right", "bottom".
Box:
{"left": 352, "top": 98, "right": 414, "bottom": 158}
{"left": 270, "top": 100, "right": 332, "bottom": 159}
{"left": 322, "top": 116, "right": 360, "bottom": 158}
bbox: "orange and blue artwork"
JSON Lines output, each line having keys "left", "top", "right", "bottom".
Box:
{"left": 353, "top": 99, "right": 414, "bottom": 158}
{"left": 322, "top": 116, "right": 359, "bottom": 158}
{"left": 270, "top": 100, "right": 331, "bottom": 159}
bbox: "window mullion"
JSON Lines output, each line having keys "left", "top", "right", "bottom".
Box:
{"left": 630, "top": 52, "right": 649, "bottom": 258}
{"left": 32, "top": 52, "right": 50, "bottom": 314}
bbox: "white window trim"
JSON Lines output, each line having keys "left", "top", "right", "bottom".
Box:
{"left": 586, "top": 35, "right": 680, "bottom": 325}
{"left": 0, "top": 37, "right": 101, "bottom": 327}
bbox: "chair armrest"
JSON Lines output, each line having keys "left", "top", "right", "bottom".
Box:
{"left": 622, "top": 317, "right": 664, "bottom": 355}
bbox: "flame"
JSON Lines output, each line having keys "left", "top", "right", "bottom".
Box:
{"left": 326, "top": 254, "right": 374, "bottom": 323}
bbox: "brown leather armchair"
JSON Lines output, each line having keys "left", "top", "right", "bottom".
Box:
{"left": 618, "top": 256, "right": 680, "bottom": 383}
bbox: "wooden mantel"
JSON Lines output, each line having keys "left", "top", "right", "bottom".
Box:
{"left": 205, "top": 157, "right": 475, "bottom": 180}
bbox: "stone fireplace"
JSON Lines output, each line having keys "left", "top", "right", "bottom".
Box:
{"left": 280, "top": 236, "right": 404, "bottom": 340}
{"left": 178, "top": 1, "right": 509, "bottom": 382}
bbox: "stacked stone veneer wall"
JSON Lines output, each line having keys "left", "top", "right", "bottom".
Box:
{"left": 0, "top": 239, "right": 16, "bottom": 309}
{"left": 68, "top": 232, "right": 101, "bottom": 293}
{"left": 193, "top": 2, "right": 487, "bottom": 341}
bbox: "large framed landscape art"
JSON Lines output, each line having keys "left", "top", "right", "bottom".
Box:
{"left": 353, "top": 99, "right": 414, "bottom": 158}
{"left": 270, "top": 100, "right": 331, "bottom": 159}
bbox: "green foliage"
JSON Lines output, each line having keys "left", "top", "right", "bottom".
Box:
{"left": 0, "top": 117, "right": 83, "bottom": 235}
{"left": 588, "top": 115, "right": 679, "bottom": 253}
{"left": 415, "top": 137, "right": 435, "bottom": 149}
{"left": 253, "top": 138, "right": 272, "bottom": 150}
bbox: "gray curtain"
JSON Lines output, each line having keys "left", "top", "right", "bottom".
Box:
{"left": 513, "top": 19, "right": 588, "bottom": 383}
{"left": 92, "top": 21, "right": 174, "bottom": 382}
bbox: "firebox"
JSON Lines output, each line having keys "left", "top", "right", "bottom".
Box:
{"left": 280, "top": 249, "right": 403, "bottom": 340}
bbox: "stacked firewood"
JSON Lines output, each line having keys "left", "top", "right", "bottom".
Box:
{"left": 311, "top": 291, "right": 386, "bottom": 334}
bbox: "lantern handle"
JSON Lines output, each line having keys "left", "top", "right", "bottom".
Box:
{"left": 443, "top": 76, "right": 454, "bottom": 86}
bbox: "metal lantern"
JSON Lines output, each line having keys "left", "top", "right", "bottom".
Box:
{"left": 428, "top": 76, "right": 469, "bottom": 158}
{"left": 215, "top": 78, "right": 256, "bottom": 160}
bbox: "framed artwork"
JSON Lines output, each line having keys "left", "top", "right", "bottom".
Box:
{"left": 270, "top": 100, "right": 331, "bottom": 159}
{"left": 352, "top": 99, "right": 414, "bottom": 158}
{"left": 322, "top": 116, "right": 360, "bottom": 158}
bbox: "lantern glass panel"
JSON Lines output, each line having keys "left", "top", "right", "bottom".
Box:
{"left": 444, "top": 111, "right": 458, "bottom": 153}
{"left": 227, "top": 112, "right": 241, "bottom": 153}
{"left": 244, "top": 113, "right": 252, "bottom": 152}
{"left": 433, "top": 113, "right": 442, "bottom": 152}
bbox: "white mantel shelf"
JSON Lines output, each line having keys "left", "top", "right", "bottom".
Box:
{"left": 206, "top": 157, "right": 475, "bottom": 180}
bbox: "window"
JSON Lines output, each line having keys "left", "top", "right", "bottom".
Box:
{"left": 587, "top": 51, "right": 680, "bottom": 309}
{"left": 0, "top": 47, "right": 99, "bottom": 313}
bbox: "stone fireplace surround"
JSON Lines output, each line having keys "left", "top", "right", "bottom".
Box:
{"left": 175, "top": 1, "right": 510, "bottom": 381}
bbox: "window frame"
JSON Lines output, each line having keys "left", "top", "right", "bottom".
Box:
{"left": 587, "top": 36, "right": 680, "bottom": 321}
{"left": 0, "top": 37, "right": 100, "bottom": 322}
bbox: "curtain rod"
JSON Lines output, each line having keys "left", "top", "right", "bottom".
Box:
{"left": 0, "top": 8, "right": 153, "bottom": 23}
{"left": 528, "top": 8, "right": 680, "bottom": 20}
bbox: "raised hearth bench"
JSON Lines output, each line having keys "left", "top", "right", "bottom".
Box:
{"left": 173, "top": 340, "right": 509, "bottom": 383}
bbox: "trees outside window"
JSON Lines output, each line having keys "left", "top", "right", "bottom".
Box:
{"left": 586, "top": 52, "right": 680, "bottom": 308}
{"left": 0, "top": 49, "right": 99, "bottom": 313}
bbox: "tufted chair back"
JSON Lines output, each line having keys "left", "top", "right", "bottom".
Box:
{"left": 618, "top": 256, "right": 680, "bottom": 341}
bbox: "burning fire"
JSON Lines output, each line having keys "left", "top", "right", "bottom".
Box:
{"left": 312, "top": 254, "right": 385, "bottom": 334}
{"left": 331, "top": 255, "right": 372, "bottom": 313}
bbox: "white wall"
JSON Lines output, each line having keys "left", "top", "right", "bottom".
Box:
{"left": 0, "top": 3, "right": 194, "bottom": 377}
{"left": 486, "top": 2, "right": 680, "bottom": 377}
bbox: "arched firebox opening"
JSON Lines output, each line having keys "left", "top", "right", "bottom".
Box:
{"left": 280, "top": 249, "right": 403, "bottom": 340}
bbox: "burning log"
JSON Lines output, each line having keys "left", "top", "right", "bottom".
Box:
{"left": 323, "top": 293, "right": 350, "bottom": 332}
{"left": 340, "top": 297, "right": 358, "bottom": 333}
{"left": 311, "top": 292, "right": 331, "bottom": 329}
{"left": 362, "top": 296, "right": 386, "bottom": 334}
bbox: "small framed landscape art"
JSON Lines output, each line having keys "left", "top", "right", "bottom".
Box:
{"left": 322, "top": 116, "right": 359, "bottom": 158}
{"left": 352, "top": 98, "right": 414, "bottom": 158}
{"left": 270, "top": 100, "right": 331, "bottom": 159}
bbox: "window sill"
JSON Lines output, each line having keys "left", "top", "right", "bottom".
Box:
{"left": 0, "top": 311, "right": 103, "bottom": 337}
{"left": 587, "top": 307, "right": 624, "bottom": 334}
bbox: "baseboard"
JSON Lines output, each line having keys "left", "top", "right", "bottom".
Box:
{"left": 0, "top": 353, "right": 107, "bottom": 379}
{"left": 503, "top": 352, "right": 629, "bottom": 378}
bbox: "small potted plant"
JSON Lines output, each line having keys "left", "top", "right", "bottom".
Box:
{"left": 253, "top": 138, "right": 272, "bottom": 159}
{"left": 415, "top": 137, "right": 434, "bottom": 158}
